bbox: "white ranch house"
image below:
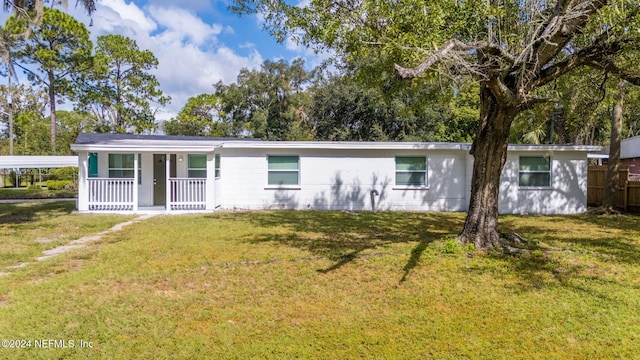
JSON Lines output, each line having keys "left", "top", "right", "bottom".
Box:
{"left": 71, "top": 133, "right": 599, "bottom": 214}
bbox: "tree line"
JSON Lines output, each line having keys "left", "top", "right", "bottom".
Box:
{"left": 1, "top": 3, "right": 639, "bottom": 160}
{"left": 0, "top": 5, "right": 168, "bottom": 154}
{"left": 164, "top": 58, "right": 480, "bottom": 142}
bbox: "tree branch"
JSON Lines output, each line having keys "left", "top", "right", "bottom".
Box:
{"left": 534, "top": 37, "right": 636, "bottom": 88}
{"left": 527, "top": 0, "right": 607, "bottom": 71}
{"left": 519, "top": 96, "right": 560, "bottom": 111}
{"left": 589, "top": 61, "right": 640, "bottom": 87}
{"left": 393, "top": 39, "right": 514, "bottom": 79}
{"left": 13, "top": 62, "right": 49, "bottom": 87}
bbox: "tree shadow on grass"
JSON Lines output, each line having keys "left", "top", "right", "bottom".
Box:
{"left": 473, "top": 250, "right": 632, "bottom": 304}
{"left": 500, "top": 214, "right": 640, "bottom": 265}
{"left": 0, "top": 201, "right": 75, "bottom": 225}
{"left": 221, "top": 210, "right": 465, "bottom": 274}
{"left": 467, "top": 214, "right": 640, "bottom": 300}
{"left": 399, "top": 239, "right": 431, "bottom": 283}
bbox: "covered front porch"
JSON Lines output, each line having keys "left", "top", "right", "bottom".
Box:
{"left": 72, "top": 133, "right": 222, "bottom": 213}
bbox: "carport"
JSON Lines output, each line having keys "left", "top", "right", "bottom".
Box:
{"left": 0, "top": 156, "right": 78, "bottom": 187}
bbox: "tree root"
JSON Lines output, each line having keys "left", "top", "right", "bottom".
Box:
{"left": 496, "top": 232, "right": 531, "bottom": 255}
{"left": 587, "top": 206, "right": 622, "bottom": 215}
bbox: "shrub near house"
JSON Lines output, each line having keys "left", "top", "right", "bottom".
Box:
{"left": 46, "top": 166, "right": 78, "bottom": 191}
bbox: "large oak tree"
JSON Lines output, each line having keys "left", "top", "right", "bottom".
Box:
{"left": 233, "top": 0, "right": 640, "bottom": 249}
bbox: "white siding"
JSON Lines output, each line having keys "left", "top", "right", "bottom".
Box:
{"left": 621, "top": 136, "right": 640, "bottom": 159}
{"left": 217, "top": 148, "right": 469, "bottom": 212}
{"left": 75, "top": 137, "right": 593, "bottom": 215}
{"left": 498, "top": 151, "right": 588, "bottom": 214}
{"left": 139, "top": 153, "right": 153, "bottom": 206}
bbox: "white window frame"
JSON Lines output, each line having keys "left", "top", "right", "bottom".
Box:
{"left": 395, "top": 156, "right": 428, "bottom": 188}
{"left": 188, "top": 154, "right": 207, "bottom": 178}
{"left": 214, "top": 154, "right": 221, "bottom": 179}
{"left": 108, "top": 153, "right": 141, "bottom": 184}
{"left": 266, "top": 155, "right": 300, "bottom": 188}
{"left": 518, "top": 156, "right": 552, "bottom": 188}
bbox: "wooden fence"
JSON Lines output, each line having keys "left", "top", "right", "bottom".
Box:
{"left": 588, "top": 166, "right": 640, "bottom": 212}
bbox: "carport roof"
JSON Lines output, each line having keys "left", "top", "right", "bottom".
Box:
{"left": 0, "top": 156, "right": 78, "bottom": 168}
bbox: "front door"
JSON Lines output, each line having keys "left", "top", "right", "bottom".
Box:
{"left": 153, "top": 154, "right": 176, "bottom": 206}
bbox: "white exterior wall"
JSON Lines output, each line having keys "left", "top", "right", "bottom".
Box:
{"left": 139, "top": 153, "right": 153, "bottom": 206}
{"left": 217, "top": 148, "right": 468, "bottom": 212}
{"left": 498, "top": 151, "right": 588, "bottom": 214}
{"left": 73, "top": 135, "right": 594, "bottom": 215}
{"left": 77, "top": 151, "right": 88, "bottom": 211}
{"left": 621, "top": 135, "right": 640, "bottom": 159}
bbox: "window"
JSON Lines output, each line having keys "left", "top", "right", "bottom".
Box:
{"left": 268, "top": 155, "right": 299, "bottom": 186}
{"left": 188, "top": 154, "right": 207, "bottom": 178}
{"left": 88, "top": 153, "right": 98, "bottom": 178}
{"left": 395, "top": 156, "right": 427, "bottom": 187}
{"left": 519, "top": 156, "right": 551, "bottom": 187}
{"left": 108, "top": 154, "right": 141, "bottom": 183}
{"left": 109, "top": 154, "right": 135, "bottom": 178}
{"left": 215, "top": 154, "right": 221, "bottom": 178}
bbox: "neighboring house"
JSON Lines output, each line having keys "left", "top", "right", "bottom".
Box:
{"left": 71, "top": 133, "right": 600, "bottom": 215}
{"left": 621, "top": 135, "right": 640, "bottom": 177}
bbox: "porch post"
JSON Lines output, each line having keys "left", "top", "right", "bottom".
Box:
{"left": 77, "top": 151, "right": 88, "bottom": 211}
{"left": 166, "top": 153, "right": 171, "bottom": 212}
{"left": 133, "top": 153, "right": 139, "bottom": 212}
{"left": 206, "top": 152, "right": 216, "bottom": 210}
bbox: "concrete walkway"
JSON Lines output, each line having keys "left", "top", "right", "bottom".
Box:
{"left": 0, "top": 214, "right": 156, "bottom": 277}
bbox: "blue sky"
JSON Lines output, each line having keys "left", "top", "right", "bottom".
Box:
{"left": 5, "top": 0, "right": 328, "bottom": 120}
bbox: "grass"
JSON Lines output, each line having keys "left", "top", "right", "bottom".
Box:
{"left": 0, "top": 188, "right": 77, "bottom": 199}
{"left": 0, "top": 201, "right": 134, "bottom": 268}
{"left": 0, "top": 206, "right": 639, "bottom": 358}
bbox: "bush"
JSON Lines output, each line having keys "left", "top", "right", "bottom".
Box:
{"left": 46, "top": 180, "right": 73, "bottom": 191}
{"left": 4, "top": 170, "right": 16, "bottom": 187}
{"left": 51, "top": 167, "right": 78, "bottom": 181}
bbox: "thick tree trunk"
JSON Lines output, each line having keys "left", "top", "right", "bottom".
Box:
{"left": 602, "top": 79, "right": 625, "bottom": 210}
{"left": 458, "top": 85, "right": 518, "bottom": 249}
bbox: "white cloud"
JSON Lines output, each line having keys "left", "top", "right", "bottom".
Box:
{"left": 0, "top": 0, "right": 321, "bottom": 123}
{"left": 95, "top": 0, "right": 157, "bottom": 34}
{"left": 88, "top": 0, "right": 264, "bottom": 120}
{"left": 147, "top": 6, "right": 222, "bottom": 46}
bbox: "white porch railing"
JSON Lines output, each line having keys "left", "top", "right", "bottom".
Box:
{"left": 88, "top": 178, "right": 135, "bottom": 211}
{"left": 170, "top": 178, "right": 206, "bottom": 211}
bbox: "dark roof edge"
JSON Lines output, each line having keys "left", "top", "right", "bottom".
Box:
{"left": 74, "top": 132, "right": 261, "bottom": 144}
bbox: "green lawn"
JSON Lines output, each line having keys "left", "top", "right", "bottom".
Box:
{"left": 1, "top": 205, "right": 639, "bottom": 359}
{"left": 0, "top": 201, "right": 133, "bottom": 268}
{"left": 0, "top": 188, "right": 77, "bottom": 200}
